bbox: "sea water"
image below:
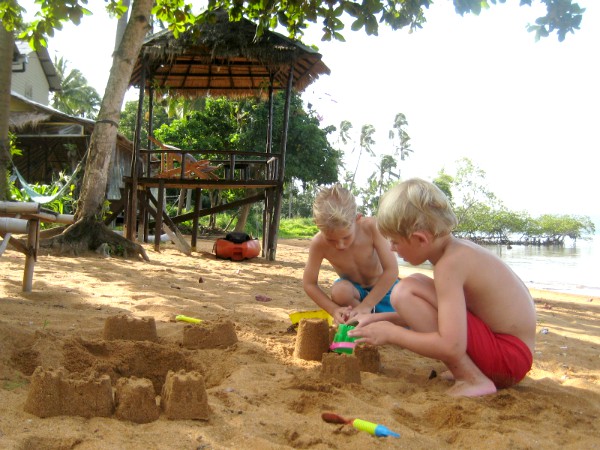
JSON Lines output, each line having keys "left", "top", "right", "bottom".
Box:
{"left": 398, "top": 234, "right": 600, "bottom": 297}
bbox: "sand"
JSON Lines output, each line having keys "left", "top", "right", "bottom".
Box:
{"left": 0, "top": 237, "right": 599, "bottom": 449}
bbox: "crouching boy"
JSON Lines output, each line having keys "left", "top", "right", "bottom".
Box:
{"left": 350, "top": 178, "right": 536, "bottom": 397}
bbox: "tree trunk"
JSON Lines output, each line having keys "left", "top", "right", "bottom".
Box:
{"left": 234, "top": 189, "right": 258, "bottom": 233}
{"left": 0, "top": 26, "right": 14, "bottom": 201}
{"left": 44, "top": 0, "right": 153, "bottom": 259}
{"left": 76, "top": 0, "right": 152, "bottom": 220}
{"left": 41, "top": 217, "right": 149, "bottom": 260}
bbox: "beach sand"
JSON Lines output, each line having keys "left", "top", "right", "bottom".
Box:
{"left": 1, "top": 237, "right": 598, "bottom": 449}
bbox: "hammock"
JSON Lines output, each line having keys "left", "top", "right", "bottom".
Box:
{"left": 12, "top": 158, "right": 85, "bottom": 204}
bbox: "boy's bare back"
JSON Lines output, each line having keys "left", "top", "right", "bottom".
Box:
{"left": 434, "top": 236, "right": 536, "bottom": 352}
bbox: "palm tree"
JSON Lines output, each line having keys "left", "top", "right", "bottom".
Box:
{"left": 389, "top": 112, "right": 413, "bottom": 162}
{"left": 351, "top": 124, "right": 375, "bottom": 190}
{"left": 338, "top": 120, "right": 353, "bottom": 146}
{"left": 377, "top": 154, "right": 398, "bottom": 196}
{"left": 51, "top": 56, "right": 101, "bottom": 118}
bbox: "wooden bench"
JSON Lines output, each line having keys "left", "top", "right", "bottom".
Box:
{"left": 0, "top": 201, "right": 74, "bottom": 292}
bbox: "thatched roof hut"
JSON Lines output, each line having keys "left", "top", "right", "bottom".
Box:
{"left": 125, "top": 10, "right": 330, "bottom": 260}
{"left": 129, "top": 9, "right": 330, "bottom": 97}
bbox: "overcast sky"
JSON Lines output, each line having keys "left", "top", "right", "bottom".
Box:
{"left": 29, "top": 0, "right": 599, "bottom": 221}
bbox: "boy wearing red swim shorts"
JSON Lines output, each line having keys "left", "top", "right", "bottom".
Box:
{"left": 349, "top": 178, "right": 536, "bottom": 397}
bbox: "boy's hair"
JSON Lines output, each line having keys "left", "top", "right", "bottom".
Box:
{"left": 377, "top": 178, "right": 458, "bottom": 238}
{"left": 313, "top": 184, "right": 357, "bottom": 231}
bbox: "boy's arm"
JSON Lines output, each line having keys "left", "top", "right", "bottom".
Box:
{"left": 350, "top": 220, "right": 399, "bottom": 316}
{"left": 303, "top": 240, "right": 343, "bottom": 318}
{"left": 351, "top": 257, "right": 468, "bottom": 362}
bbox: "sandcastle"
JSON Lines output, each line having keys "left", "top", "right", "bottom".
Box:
{"left": 161, "top": 370, "right": 210, "bottom": 420}
{"left": 24, "top": 367, "right": 114, "bottom": 418}
{"left": 182, "top": 319, "right": 238, "bottom": 349}
{"left": 23, "top": 314, "right": 230, "bottom": 422}
{"left": 320, "top": 352, "right": 362, "bottom": 384}
{"left": 355, "top": 344, "right": 381, "bottom": 373}
{"left": 115, "top": 377, "right": 160, "bottom": 423}
{"left": 293, "top": 318, "right": 330, "bottom": 361}
{"left": 103, "top": 314, "right": 158, "bottom": 342}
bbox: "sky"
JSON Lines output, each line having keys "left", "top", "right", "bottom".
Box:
{"left": 25, "top": 0, "right": 600, "bottom": 221}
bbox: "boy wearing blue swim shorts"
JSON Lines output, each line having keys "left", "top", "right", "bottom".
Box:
{"left": 303, "top": 185, "right": 399, "bottom": 325}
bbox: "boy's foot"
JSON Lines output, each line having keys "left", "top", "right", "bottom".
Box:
{"left": 446, "top": 379, "right": 497, "bottom": 397}
{"left": 440, "top": 370, "right": 454, "bottom": 381}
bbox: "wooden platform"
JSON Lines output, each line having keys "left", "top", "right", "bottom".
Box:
{"left": 123, "top": 146, "right": 285, "bottom": 259}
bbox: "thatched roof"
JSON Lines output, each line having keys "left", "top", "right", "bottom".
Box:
{"left": 9, "top": 92, "right": 135, "bottom": 185}
{"left": 9, "top": 92, "right": 132, "bottom": 152}
{"left": 129, "top": 10, "right": 330, "bottom": 97}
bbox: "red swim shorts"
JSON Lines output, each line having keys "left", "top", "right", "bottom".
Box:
{"left": 466, "top": 311, "right": 533, "bottom": 389}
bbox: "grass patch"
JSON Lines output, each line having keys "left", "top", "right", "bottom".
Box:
{"left": 278, "top": 218, "right": 318, "bottom": 239}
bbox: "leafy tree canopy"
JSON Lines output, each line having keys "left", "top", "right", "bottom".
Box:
{"left": 153, "top": 92, "right": 342, "bottom": 186}
{"left": 433, "top": 158, "right": 596, "bottom": 245}
{"left": 0, "top": 0, "right": 586, "bottom": 50}
{"left": 51, "top": 56, "right": 101, "bottom": 118}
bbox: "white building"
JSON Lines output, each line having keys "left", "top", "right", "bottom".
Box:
{"left": 11, "top": 40, "right": 61, "bottom": 105}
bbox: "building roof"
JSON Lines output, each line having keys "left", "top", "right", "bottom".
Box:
{"left": 14, "top": 41, "right": 61, "bottom": 91}
{"left": 129, "top": 10, "right": 330, "bottom": 97}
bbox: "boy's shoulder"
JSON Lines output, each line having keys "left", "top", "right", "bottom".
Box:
{"left": 357, "top": 215, "right": 377, "bottom": 230}
{"left": 435, "top": 236, "right": 498, "bottom": 271}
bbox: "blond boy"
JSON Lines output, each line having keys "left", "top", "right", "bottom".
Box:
{"left": 303, "top": 185, "right": 400, "bottom": 324}
{"left": 349, "top": 178, "right": 536, "bottom": 397}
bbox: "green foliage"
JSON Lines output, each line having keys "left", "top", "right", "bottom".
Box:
{"left": 203, "top": 0, "right": 584, "bottom": 42}
{"left": 155, "top": 97, "right": 247, "bottom": 151}
{"left": 281, "top": 182, "right": 319, "bottom": 219}
{"left": 154, "top": 93, "right": 342, "bottom": 186}
{"left": 120, "top": 98, "right": 173, "bottom": 143}
{"left": 9, "top": 175, "right": 76, "bottom": 216}
{"left": 437, "top": 158, "right": 595, "bottom": 245}
{"left": 277, "top": 217, "right": 319, "bottom": 239}
{"left": 238, "top": 92, "right": 342, "bottom": 185}
{"left": 51, "top": 56, "right": 101, "bottom": 118}
{"left": 525, "top": 0, "right": 585, "bottom": 41}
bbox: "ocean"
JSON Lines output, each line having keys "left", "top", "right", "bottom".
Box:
{"left": 398, "top": 234, "right": 600, "bottom": 298}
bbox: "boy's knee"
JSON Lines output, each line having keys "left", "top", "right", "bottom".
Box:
{"left": 331, "top": 280, "right": 358, "bottom": 305}
{"left": 390, "top": 276, "right": 420, "bottom": 309}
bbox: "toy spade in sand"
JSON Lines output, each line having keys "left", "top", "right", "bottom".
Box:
{"left": 175, "top": 315, "right": 202, "bottom": 324}
{"left": 321, "top": 412, "right": 400, "bottom": 438}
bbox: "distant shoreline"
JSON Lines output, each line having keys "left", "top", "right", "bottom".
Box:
{"left": 279, "top": 238, "right": 600, "bottom": 302}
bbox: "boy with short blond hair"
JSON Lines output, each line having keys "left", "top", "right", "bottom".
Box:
{"left": 350, "top": 178, "right": 536, "bottom": 397}
{"left": 303, "top": 184, "right": 400, "bottom": 325}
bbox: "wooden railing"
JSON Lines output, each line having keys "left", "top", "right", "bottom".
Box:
{"left": 139, "top": 148, "right": 281, "bottom": 183}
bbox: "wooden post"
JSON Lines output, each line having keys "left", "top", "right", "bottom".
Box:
{"left": 191, "top": 188, "right": 201, "bottom": 251}
{"left": 155, "top": 180, "right": 164, "bottom": 252}
{"left": 126, "top": 56, "right": 147, "bottom": 240}
{"left": 266, "top": 63, "right": 294, "bottom": 261}
{"left": 22, "top": 218, "right": 39, "bottom": 292}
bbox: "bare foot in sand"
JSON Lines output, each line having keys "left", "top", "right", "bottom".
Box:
{"left": 440, "top": 370, "right": 454, "bottom": 381}
{"left": 447, "top": 379, "right": 497, "bottom": 397}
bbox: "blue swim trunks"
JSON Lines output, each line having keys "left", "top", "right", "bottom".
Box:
{"left": 335, "top": 278, "right": 399, "bottom": 313}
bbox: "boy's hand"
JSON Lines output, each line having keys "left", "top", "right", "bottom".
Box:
{"left": 346, "top": 303, "right": 373, "bottom": 320}
{"left": 348, "top": 321, "right": 396, "bottom": 346}
{"left": 348, "top": 312, "right": 375, "bottom": 327}
{"left": 332, "top": 306, "right": 353, "bottom": 324}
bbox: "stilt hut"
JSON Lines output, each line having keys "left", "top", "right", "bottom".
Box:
{"left": 125, "top": 10, "right": 329, "bottom": 260}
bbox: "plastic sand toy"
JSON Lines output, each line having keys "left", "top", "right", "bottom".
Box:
{"left": 330, "top": 324, "right": 358, "bottom": 354}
